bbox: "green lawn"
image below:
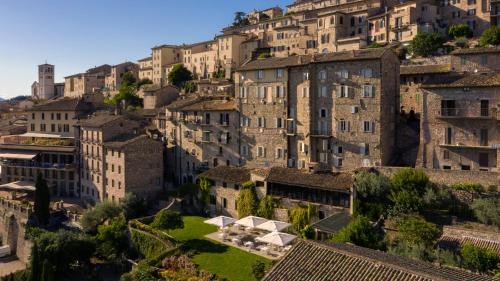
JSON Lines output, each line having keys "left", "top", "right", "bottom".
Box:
{"left": 169, "top": 216, "right": 272, "bottom": 281}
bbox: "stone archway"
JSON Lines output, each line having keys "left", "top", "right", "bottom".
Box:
{"left": 6, "top": 214, "right": 19, "bottom": 255}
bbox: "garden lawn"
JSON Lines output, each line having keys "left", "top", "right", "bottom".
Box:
{"left": 169, "top": 216, "right": 272, "bottom": 281}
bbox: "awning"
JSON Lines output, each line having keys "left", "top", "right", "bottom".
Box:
{"left": 20, "top": 132, "right": 74, "bottom": 139}
{"left": 0, "top": 181, "right": 36, "bottom": 192}
{"left": 0, "top": 151, "right": 39, "bottom": 160}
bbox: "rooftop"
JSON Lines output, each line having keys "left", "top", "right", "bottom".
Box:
{"left": 311, "top": 211, "right": 352, "bottom": 234}
{"left": 265, "top": 167, "right": 353, "bottom": 192}
{"left": 199, "top": 166, "right": 251, "bottom": 184}
{"left": 180, "top": 99, "right": 237, "bottom": 112}
{"left": 262, "top": 240, "right": 494, "bottom": 281}
{"left": 450, "top": 46, "right": 500, "bottom": 55}
{"left": 78, "top": 114, "right": 124, "bottom": 128}
{"left": 238, "top": 48, "right": 390, "bottom": 71}
{"left": 29, "top": 98, "right": 90, "bottom": 112}
{"left": 422, "top": 73, "right": 500, "bottom": 88}
{"left": 400, "top": 64, "right": 451, "bottom": 75}
{"left": 104, "top": 134, "right": 149, "bottom": 149}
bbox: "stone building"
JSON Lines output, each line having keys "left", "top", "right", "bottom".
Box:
{"left": 420, "top": 73, "right": 500, "bottom": 172}
{"left": 138, "top": 56, "right": 153, "bottom": 81}
{"left": 64, "top": 64, "right": 111, "bottom": 98}
{"left": 450, "top": 47, "right": 500, "bottom": 73}
{"left": 236, "top": 48, "right": 400, "bottom": 171}
{"left": 31, "top": 64, "right": 65, "bottom": 100}
{"left": 138, "top": 85, "right": 180, "bottom": 110}
{"left": 164, "top": 96, "right": 240, "bottom": 185}
{"left": 105, "top": 62, "right": 139, "bottom": 92}
{"left": 151, "top": 45, "right": 183, "bottom": 86}
{"left": 200, "top": 166, "right": 354, "bottom": 220}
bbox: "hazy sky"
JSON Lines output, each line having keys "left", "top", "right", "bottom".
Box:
{"left": 0, "top": 0, "right": 290, "bottom": 98}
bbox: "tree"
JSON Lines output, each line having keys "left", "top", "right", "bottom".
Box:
{"left": 252, "top": 261, "right": 266, "bottom": 280}
{"left": 391, "top": 168, "right": 430, "bottom": 195}
{"left": 34, "top": 173, "right": 50, "bottom": 226}
{"left": 390, "top": 189, "right": 423, "bottom": 216}
{"left": 233, "top": 12, "right": 250, "bottom": 27}
{"left": 120, "top": 193, "right": 148, "bottom": 220}
{"left": 396, "top": 216, "right": 441, "bottom": 247}
{"left": 120, "top": 72, "right": 137, "bottom": 87}
{"left": 136, "top": 78, "right": 153, "bottom": 88}
{"left": 237, "top": 185, "right": 258, "bottom": 218}
{"left": 150, "top": 210, "right": 184, "bottom": 231}
{"left": 332, "top": 216, "right": 385, "bottom": 250}
{"left": 257, "top": 196, "right": 277, "bottom": 219}
{"left": 355, "top": 172, "right": 392, "bottom": 199}
{"left": 471, "top": 197, "right": 500, "bottom": 227}
{"left": 448, "top": 24, "right": 473, "bottom": 39}
{"left": 461, "top": 242, "right": 500, "bottom": 273}
{"left": 480, "top": 25, "right": 500, "bottom": 46}
{"left": 96, "top": 216, "right": 129, "bottom": 260}
{"left": 184, "top": 80, "right": 197, "bottom": 93}
{"left": 80, "top": 201, "right": 122, "bottom": 234}
{"left": 106, "top": 85, "right": 142, "bottom": 107}
{"left": 289, "top": 205, "right": 318, "bottom": 239}
{"left": 40, "top": 260, "right": 54, "bottom": 281}
{"left": 28, "top": 242, "right": 41, "bottom": 281}
{"left": 408, "top": 32, "right": 444, "bottom": 57}
{"left": 167, "top": 64, "right": 193, "bottom": 88}
{"left": 450, "top": 182, "right": 484, "bottom": 193}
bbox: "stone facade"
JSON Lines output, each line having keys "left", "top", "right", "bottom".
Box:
{"left": 450, "top": 47, "right": 500, "bottom": 73}
{"left": 236, "top": 48, "right": 399, "bottom": 172}
{"left": 420, "top": 76, "right": 500, "bottom": 172}
{"left": 138, "top": 56, "right": 153, "bottom": 81}
{"left": 164, "top": 97, "right": 240, "bottom": 185}
{"left": 105, "top": 62, "right": 139, "bottom": 92}
{"left": 64, "top": 65, "right": 111, "bottom": 98}
{"left": 0, "top": 199, "right": 33, "bottom": 263}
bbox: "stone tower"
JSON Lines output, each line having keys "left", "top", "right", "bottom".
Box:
{"left": 37, "top": 64, "right": 55, "bottom": 100}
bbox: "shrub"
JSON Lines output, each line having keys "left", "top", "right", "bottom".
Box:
{"left": 355, "top": 172, "right": 392, "bottom": 199}
{"left": 81, "top": 201, "right": 122, "bottom": 234}
{"left": 257, "top": 196, "right": 277, "bottom": 219}
{"left": 450, "top": 182, "right": 484, "bottom": 193}
{"left": 480, "top": 25, "right": 500, "bottom": 46}
{"left": 332, "top": 216, "right": 385, "bottom": 250}
{"left": 167, "top": 64, "right": 193, "bottom": 88}
{"left": 408, "top": 33, "right": 444, "bottom": 57}
{"left": 455, "top": 37, "right": 468, "bottom": 48}
{"left": 288, "top": 205, "right": 315, "bottom": 237}
{"left": 389, "top": 189, "right": 423, "bottom": 216}
{"left": 368, "top": 42, "right": 382, "bottom": 48}
{"left": 423, "top": 186, "right": 452, "bottom": 209}
{"left": 252, "top": 260, "right": 266, "bottom": 280}
{"left": 391, "top": 168, "right": 429, "bottom": 195}
{"left": 396, "top": 216, "right": 441, "bottom": 247}
{"left": 448, "top": 24, "right": 473, "bottom": 39}
{"left": 95, "top": 216, "right": 129, "bottom": 261}
{"left": 237, "top": 186, "right": 258, "bottom": 218}
{"left": 461, "top": 242, "right": 500, "bottom": 273}
{"left": 258, "top": 53, "right": 271, "bottom": 59}
{"left": 471, "top": 197, "right": 500, "bottom": 227}
{"left": 487, "top": 185, "right": 498, "bottom": 192}
{"left": 120, "top": 193, "right": 149, "bottom": 220}
{"left": 150, "top": 210, "right": 184, "bottom": 231}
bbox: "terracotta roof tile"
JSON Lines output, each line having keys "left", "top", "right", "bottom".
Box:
{"left": 451, "top": 46, "right": 500, "bottom": 55}
{"left": 266, "top": 167, "right": 353, "bottom": 191}
{"left": 199, "top": 166, "right": 251, "bottom": 184}
{"left": 400, "top": 64, "right": 451, "bottom": 75}
{"left": 422, "top": 73, "right": 500, "bottom": 88}
{"left": 263, "top": 240, "right": 494, "bottom": 281}
{"left": 180, "top": 99, "right": 236, "bottom": 111}
{"left": 29, "top": 98, "right": 90, "bottom": 112}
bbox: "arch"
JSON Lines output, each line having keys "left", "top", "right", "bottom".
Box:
{"left": 6, "top": 214, "right": 19, "bottom": 254}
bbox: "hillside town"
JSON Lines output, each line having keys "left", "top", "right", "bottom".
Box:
{"left": 0, "top": 0, "right": 499, "bottom": 280}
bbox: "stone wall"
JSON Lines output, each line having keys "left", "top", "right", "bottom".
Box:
{"left": 0, "top": 199, "right": 33, "bottom": 263}
{"left": 375, "top": 166, "right": 499, "bottom": 187}
{"left": 442, "top": 226, "right": 500, "bottom": 243}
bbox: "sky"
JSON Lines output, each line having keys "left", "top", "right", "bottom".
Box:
{"left": 0, "top": 0, "right": 290, "bottom": 98}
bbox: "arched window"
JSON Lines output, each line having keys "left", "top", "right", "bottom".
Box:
{"left": 322, "top": 48, "right": 329, "bottom": 54}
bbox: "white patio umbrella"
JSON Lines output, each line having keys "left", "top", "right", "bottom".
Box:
{"left": 256, "top": 220, "right": 291, "bottom": 232}
{"left": 204, "top": 216, "right": 236, "bottom": 228}
{"left": 256, "top": 231, "right": 297, "bottom": 247}
{"left": 235, "top": 216, "right": 268, "bottom": 228}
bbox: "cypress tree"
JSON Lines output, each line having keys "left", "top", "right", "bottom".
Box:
{"left": 41, "top": 260, "right": 54, "bottom": 281}
{"left": 34, "top": 173, "right": 50, "bottom": 226}
{"left": 28, "top": 242, "right": 41, "bottom": 281}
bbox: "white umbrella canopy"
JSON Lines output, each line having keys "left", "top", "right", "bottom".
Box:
{"left": 204, "top": 216, "right": 237, "bottom": 228}
{"left": 256, "top": 220, "right": 291, "bottom": 232}
{"left": 256, "top": 231, "right": 297, "bottom": 247}
{"left": 235, "top": 216, "right": 268, "bottom": 228}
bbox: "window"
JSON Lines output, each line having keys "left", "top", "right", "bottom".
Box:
{"left": 65, "top": 113, "right": 68, "bottom": 120}
{"left": 202, "top": 131, "right": 211, "bottom": 142}
{"left": 319, "top": 85, "right": 328, "bottom": 97}
{"left": 257, "top": 117, "right": 266, "bottom": 128}
{"left": 30, "top": 124, "right": 35, "bottom": 131}
{"left": 361, "top": 68, "right": 373, "bottom": 78}
{"left": 363, "top": 85, "right": 374, "bottom": 97}
{"left": 479, "top": 153, "right": 489, "bottom": 167}
{"left": 276, "top": 69, "right": 284, "bottom": 78}
{"left": 241, "top": 145, "right": 248, "bottom": 156}
{"left": 241, "top": 116, "right": 250, "bottom": 127}
{"left": 40, "top": 124, "right": 46, "bottom": 132}
{"left": 299, "top": 142, "right": 308, "bottom": 153}
{"left": 276, "top": 118, "right": 284, "bottom": 128}
{"left": 481, "top": 55, "right": 488, "bottom": 65}
{"left": 339, "top": 85, "right": 350, "bottom": 98}
{"left": 56, "top": 113, "right": 61, "bottom": 120}
{"left": 445, "top": 127, "right": 453, "bottom": 145}
{"left": 460, "top": 56, "right": 466, "bottom": 65}
{"left": 302, "top": 87, "right": 309, "bottom": 97}
{"left": 339, "top": 119, "right": 350, "bottom": 132}
{"left": 51, "top": 124, "right": 56, "bottom": 132}
{"left": 336, "top": 70, "right": 349, "bottom": 79}
{"left": 303, "top": 72, "right": 309, "bottom": 80}
{"left": 210, "top": 195, "right": 216, "bottom": 205}
{"left": 320, "top": 108, "right": 327, "bottom": 118}
{"left": 275, "top": 147, "right": 284, "bottom": 159}
{"left": 223, "top": 198, "right": 227, "bottom": 208}
{"left": 467, "top": 9, "right": 476, "bottom": 15}
{"left": 239, "top": 86, "right": 248, "bottom": 98}
{"left": 257, "top": 146, "right": 266, "bottom": 157}
{"left": 360, "top": 143, "right": 369, "bottom": 155}
{"left": 363, "top": 121, "right": 374, "bottom": 133}
{"left": 443, "top": 149, "right": 450, "bottom": 160}
{"left": 257, "top": 70, "right": 264, "bottom": 79}
{"left": 319, "top": 70, "right": 327, "bottom": 80}
{"left": 41, "top": 113, "right": 45, "bottom": 120}
{"left": 275, "top": 85, "right": 284, "bottom": 98}
{"left": 480, "top": 128, "right": 488, "bottom": 146}
{"left": 258, "top": 87, "right": 267, "bottom": 99}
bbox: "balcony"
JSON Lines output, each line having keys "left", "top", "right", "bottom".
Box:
{"left": 439, "top": 143, "right": 496, "bottom": 150}
{"left": 1, "top": 160, "right": 76, "bottom": 170}
{"left": 437, "top": 108, "right": 495, "bottom": 119}
{"left": 391, "top": 23, "right": 411, "bottom": 31}
{"left": 310, "top": 130, "right": 331, "bottom": 138}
